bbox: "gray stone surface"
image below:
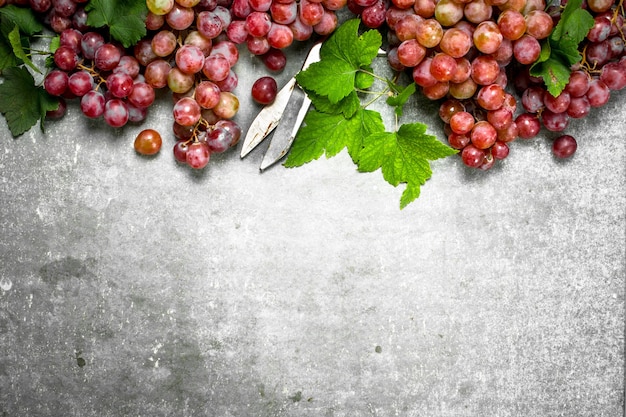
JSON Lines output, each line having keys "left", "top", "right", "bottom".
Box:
{"left": 0, "top": 46, "right": 624, "bottom": 416}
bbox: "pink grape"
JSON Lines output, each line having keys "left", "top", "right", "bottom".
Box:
{"left": 552, "top": 135, "right": 577, "bottom": 158}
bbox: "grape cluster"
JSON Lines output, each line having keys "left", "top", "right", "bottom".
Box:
{"left": 142, "top": 0, "right": 250, "bottom": 169}
{"left": 512, "top": 0, "right": 626, "bottom": 157}
{"left": 44, "top": 29, "right": 158, "bottom": 128}
{"left": 355, "top": 0, "right": 625, "bottom": 167}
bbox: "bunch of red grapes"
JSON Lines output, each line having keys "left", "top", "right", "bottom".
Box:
{"left": 3, "top": 0, "right": 625, "bottom": 170}
{"left": 353, "top": 0, "right": 625, "bottom": 168}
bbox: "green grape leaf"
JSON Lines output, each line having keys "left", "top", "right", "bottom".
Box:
{"left": 357, "top": 122, "right": 457, "bottom": 209}
{"left": 0, "top": 5, "right": 43, "bottom": 36}
{"left": 295, "top": 59, "right": 357, "bottom": 103}
{"left": 319, "top": 18, "right": 381, "bottom": 68}
{"left": 8, "top": 25, "right": 38, "bottom": 73}
{"left": 386, "top": 82, "right": 416, "bottom": 117}
{"left": 550, "top": 0, "right": 594, "bottom": 44}
{"left": 355, "top": 68, "right": 375, "bottom": 90}
{"left": 286, "top": 17, "right": 456, "bottom": 208}
{"left": 295, "top": 18, "right": 382, "bottom": 103}
{"left": 307, "top": 89, "right": 361, "bottom": 118}
{"left": 551, "top": 35, "right": 583, "bottom": 67}
{"left": 0, "top": 33, "right": 19, "bottom": 71}
{"left": 530, "top": 0, "right": 594, "bottom": 96}
{"left": 284, "top": 108, "right": 385, "bottom": 167}
{"left": 85, "top": 0, "right": 148, "bottom": 48}
{"left": 530, "top": 56, "right": 571, "bottom": 96}
{"left": 0, "top": 66, "right": 59, "bottom": 137}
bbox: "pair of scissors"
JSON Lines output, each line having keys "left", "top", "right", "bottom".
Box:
{"left": 240, "top": 40, "right": 323, "bottom": 171}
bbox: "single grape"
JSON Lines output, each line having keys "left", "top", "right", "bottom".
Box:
{"left": 152, "top": 30, "right": 178, "bottom": 57}
{"left": 173, "top": 140, "right": 190, "bottom": 163}
{"left": 541, "top": 109, "right": 569, "bottom": 132}
{"left": 268, "top": 23, "right": 294, "bottom": 49}
{"left": 515, "top": 113, "right": 540, "bottom": 139}
{"left": 103, "top": 99, "right": 129, "bottom": 128}
{"left": 202, "top": 54, "right": 231, "bottom": 81}
{"left": 195, "top": 80, "right": 221, "bottom": 109}
{"left": 449, "top": 111, "right": 475, "bottom": 134}
{"left": 261, "top": 48, "right": 287, "bottom": 71}
{"left": 197, "top": 10, "right": 224, "bottom": 38}
{"left": 134, "top": 129, "right": 163, "bottom": 155}
{"left": 53, "top": 46, "right": 79, "bottom": 71}
{"left": 439, "top": 27, "right": 471, "bottom": 58}
{"left": 512, "top": 34, "right": 541, "bottom": 65}
{"left": 245, "top": 11, "right": 272, "bottom": 37}
{"left": 521, "top": 85, "right": 545, "bottom": 113}
{"left": 415, "top": 18, "right": 443, "bottom": 49}
{"left": 473, "top": 21, "right": 502, "bottom": 54}
{"left": 524, "top": 10, "right": 553, "bottom": 39}
{"left": 166, "top": 3, "right": 195, "bottom": 30}
{"left": 470, "top": 120, "right": 497, "bottom": 149}
{"left": 491, "top": 140, "right": 510, "bottom": 159}
{"left": 461, "top": 144, "right": 486, "bottom": 168}
{"left": 167, "top": 67, "right": 196, "bottom": 93}
{"left": 106, "top": 72, "right": 134, "bottom": 98}
{"left": 186, "top": 142, "right": 211, "bottom": 169}
{"left": 463, "top": 0, "right": 491, "bottom": 24}
{"left": 566, "top": 96, "right": 591, "bottom": 119}
{"left": 476, "top": 83, "right": 505, "bottom": 110}
{"left": 447, "top": 132, "right": 471, "bottom": 149}
{"left": 173, "top": 97, "right": 202, "bottom": 126}
{"left": 497, "top": 9, "right": 526, "bottom": 40}
{"left": 251, "top": 76, "right": 278, "bottom": 105}
{"left": 127, "top": 82, "right": 156, "bottom": 108}
{"left": 205, "top": 127, "right": 234, "bottom": 153}
{"left": 175, "top": 44, "right": 205, "bottom": 74}
{"left": 543, "top": 91, "right": 570, "bottom": 113}
{"left": 80, "top": 90, "right": 106, "bottom": 118}
{"left": 552, "top": 134, "right": 577, "bottom": 158}
{"left": 68, "top": 70, "right": 94, "bottom": 97}
{"left": 113, "top": 56, "right": 141, "bottom": 79}
{"left": 59, "top": 28, "right": 82, "bottom": 52}
{"left": 147, "top": 0, "right": 174, "bottom": 15}
{"left": 214, "top": 119, "right": 242, "bottom": 147}
{"left": 586, "top": 78, "right": 611, "bottom": 107}
{"left": 94, "top": 43, "right": 122, "bottom": 71}
{"left": 212, "top": 91, "right": 239, "bottom": 119}
{"left": 44, "top": 69, "right": 69, "bottom": 96}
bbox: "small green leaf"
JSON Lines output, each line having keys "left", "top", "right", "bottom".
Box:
{"left": 552, "top": 35, "right": 582, "bottom": 66}
{"left": 530, "top": 0, "right": 594, "bottom": 96}
{"left": 319, "top": 18, "right": 382, "bottom": 69}
{"left": 295, "top": 18, "right": 383, "bottom": 103}
{"left": 0, "top": 33, "right": 19, "bottom": 70}
{"left": 0, "top": 5, "right": 43, "bottom": 36}
{"left": 358, "top": 122, "right": 457, "bottom": 209}
{"left": 8, "top": 25, "right": 39, "bottom": 73}
{"left": 49, "top": 35, "right": 60, "bottom": 54}
{"left": 355, "top": 70, "right": 375, "bottom": 90}
{"left": 530, "top": 56, "right": 571, "bottom": 97}
{"left": 308, "top": 90, "right": 360, "bottom": 118}
{"left": 86, "top": 0, "right": 148, "bottom": 48}
{"left": 0, "top": 66, "right": 58, "bottom": 137}
{"left": 284, "top": 108, "right": 384, "bottom": 167}
{"left": 296, "top": 59, "right": 356, "bottom": 103}
{"left": 551, "top": 0, "right": 594, "bottom": 43}
{"left": 386, "top": 82, "right": 416, "bottom": 117}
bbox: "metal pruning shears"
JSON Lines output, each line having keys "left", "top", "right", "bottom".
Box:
{"left": 240, "top": 40, "right": 323, "bottom": 171}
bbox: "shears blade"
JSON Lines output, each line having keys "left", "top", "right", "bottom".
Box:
{"left": 239, "top": 40, "right": 323, "bottom": 167}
